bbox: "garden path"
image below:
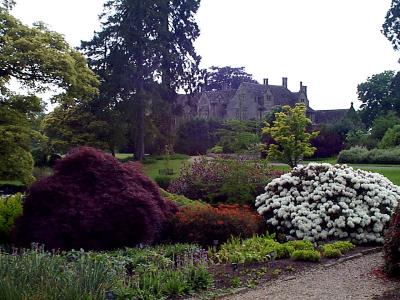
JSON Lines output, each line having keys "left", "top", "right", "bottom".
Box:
{"left": 222, "top": 252, "right": 400, "bottom": 300}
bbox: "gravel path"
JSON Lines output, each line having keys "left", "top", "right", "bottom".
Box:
{"left": 223, "top": 252, "right": 399, "bottom": 300}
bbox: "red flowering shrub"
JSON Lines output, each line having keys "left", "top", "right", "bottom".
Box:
{"left": 14, "top": 147, "right": 177, "bottom": 250}
{"left": 169, "top": 157, "right": 282, "bottom": 205}
{"left": 384, "top": 204, "right": 400, "bottom": 276}
{"left": 167, "top": 204, "right": 264, "bottom": 247}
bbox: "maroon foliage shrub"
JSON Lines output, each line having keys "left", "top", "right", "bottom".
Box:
{"left": 384, "top": 204, "right": 400, "bottom": 276}
{"left": 167, "top": 204, "right": 264, "bottom": 247}
{"left": 14, "top": 147, "right": 177, "bottom": 250}
{"left": 311, "top": 126, "right": 345, "bottom": 158}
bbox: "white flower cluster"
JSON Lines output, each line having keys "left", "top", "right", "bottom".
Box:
{"left": 255, "top": 163, "right": 400, "bottom": 244}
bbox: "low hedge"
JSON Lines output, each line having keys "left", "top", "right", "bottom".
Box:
{"left": 338, "top": 147, "right": 400, "bottom": 164}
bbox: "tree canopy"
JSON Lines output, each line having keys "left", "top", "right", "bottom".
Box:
{"left": 0, "top": 7, "right": 98, "bottom": 105}
{"left": 383, "top": 0, "right": 400, "bottom": 50}
{"left": 82, "top": 0, "right": 202, "bottom": 160}
{"left": 263, "top": 104, "right": 318, "bottom": 168}
{"left": 204, "top": 66, "right": 258, "bottom": 91}
{"left": 357, "top": 71, "right": 400, "bottom": 127}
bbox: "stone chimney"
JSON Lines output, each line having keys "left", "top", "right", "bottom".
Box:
{"left": 282, "top": 77, "right": 288, "bottom": 88}
{"left": 263, "top": 78, "right": 269, "bottom": 85}
{"left": 300, "top": 81, "right": 307, "bottom": 96}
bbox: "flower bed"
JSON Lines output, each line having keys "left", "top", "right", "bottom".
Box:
{"left": 255, "top": 163, "right": 400, "bottom": 244}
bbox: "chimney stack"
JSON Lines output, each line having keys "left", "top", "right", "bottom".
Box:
{"left": 300, "top": 81, "right": 307, "bottom": 96}
{"left": 282, "top": 77, "right": 288, "bottom": 88}
{"left": 263, "top": 78, "right": 269, "bottom": 85}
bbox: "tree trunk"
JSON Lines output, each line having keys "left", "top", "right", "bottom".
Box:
{"left": 134, "top": 93, "right": 145, "bottom": 161}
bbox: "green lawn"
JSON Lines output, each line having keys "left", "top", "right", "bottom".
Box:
{"left": 142, "top": 158, "right": 188, "bottom": 180}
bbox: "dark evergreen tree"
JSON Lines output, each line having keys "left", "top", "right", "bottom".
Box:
{"left": 81, "top": 0, "right": 201, "bottom": 160}
{"left": 383, "top": 0, "right": 400, "bottom": 50}
{"left": 204, "top": 66, "right": 258, "bottom": 91}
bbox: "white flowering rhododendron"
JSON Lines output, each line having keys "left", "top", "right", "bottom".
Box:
{"left": 255, "top": 163, "right": 400, "bottom": 244}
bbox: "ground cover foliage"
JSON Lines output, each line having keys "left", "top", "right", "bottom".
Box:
{"left": 256, "top": 163, "right": 400, "bottom": 243}
{"left": 14, "top": 147, "right": 177, "bottom": 250}
{"left": 0, "top": 244, "right": 213, "bottom": 300}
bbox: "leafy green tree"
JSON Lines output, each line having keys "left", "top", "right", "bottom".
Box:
{"left": 204, "top": 66, "right": 258, "bottom": 91}
{"left": 174, "top": 119, "right": 221, "bottom": 155}
{"left": 0, "top": 94, "right": 45, "bottom": 184}
{"left": 0, "top": 7, "right": 98, "bottom": 104}
{"left": 383, "top": 0, "right": 400, "bottom": 50}
{"left": 371, "top": 111, "right": 400, "bottom": 141}
{"left": 0, "top": 7, "right": 98, "bottom": 183}
{"left": 42, "top": 104, "right": 127, "bottom": 155}
{"left": 82, "top": 0, "right": 201, "bottom": 160}
{"left": 263, "top": 104, "right": 319, "bottom": 168}
{"left": 379, "top": 125, "right": 400, "bottom": 148}
{"left": 216, "top": 120, "right": 261, "bottom": 154}
{"left": 345, "top": 129, "right": 371, "bottom": 149}
{"left": 357, "top": 71, "right": 400, "bottom": 127}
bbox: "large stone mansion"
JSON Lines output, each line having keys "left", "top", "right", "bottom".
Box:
{"left": 176, "top": 77, "right": 349, "bottom": 124}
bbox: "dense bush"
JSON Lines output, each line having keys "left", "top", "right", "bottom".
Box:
{"left": 384, "top": 203, "right": 400, "bottom": 276}
{"left": 337, "top": 146, "right": 400, "bottom": 164}
{"left": 174, "top": 119, "right": 222, "bottom": 155}
{"left": 0, "top": 141, "right": 35, "bottom": 185}
{"left": 256, "top": 163, "right": 400, "bottom": 244}
{"left": 169, "top": 157, "right": 282, "bottom": 205}
{"left": 168, "top": 204, "right": 263, "bottom": 247}
{"left": 14, "top": 147, "right": 177, "bottom": 250}
{"left": 311, "top": 126, "right": 345, "bottom": 158}
{"left": 321, "top": 241, "right": 354, "bottom": 258}
{"left": 155, "top": 175, "right": 173, "bottom": 190}
{"left": 380, "top": 125, "right": 400, "bottom": 149}
{"left": 0, "top": 193, "right": 23, "bottom": 242}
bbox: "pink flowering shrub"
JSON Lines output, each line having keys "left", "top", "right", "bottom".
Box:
{"left": 169, "top": 157, "right": 283, "bottom": 205}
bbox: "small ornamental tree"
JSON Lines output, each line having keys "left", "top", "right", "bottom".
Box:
{"left": 263, "top": 104, "right": 319, "bottom": 168}
{"left": 13, "top": 147, "right": 177, "bottom": 250}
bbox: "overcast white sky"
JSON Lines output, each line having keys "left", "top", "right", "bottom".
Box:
{"left": 12, "top": 0, "right": 400, "bottom": 110}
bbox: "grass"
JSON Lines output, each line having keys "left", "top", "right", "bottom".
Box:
{"left": 143, "top": 158, "right": 188, "bottom": 180}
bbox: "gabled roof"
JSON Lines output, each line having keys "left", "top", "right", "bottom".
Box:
{"left": 238, "top": 82, "right": 298, "bottom": 106}
{"left": 314, "top": 109, "right": 349, "bottom": 124}
{"left": 202, "top": 89, "right": 237, "bottom": 103}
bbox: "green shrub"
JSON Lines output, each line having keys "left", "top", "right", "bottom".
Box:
{"left": 380, "top": 125, "right": 400, "bottom": 149}
{"left": 291, "top": 250, "right": 321, "bottom": 262}
{"left": 337, "top": 146, "right": 400, "bottom": 164}
{"left": 337, "top": 146, "right": 370, "bottom": 164}
{"left": 0, "top": 193, "right": 23, "bottom": 241}
{"left": 0, "top": 144, "right": 35, "bottom": 185}
{"left": 325, "top": 241, "right": 355, "bottom": 254}
{"left": 285, "top": 240, "right": 314, "bottom": 251}
{"left": 212, "top": 235, "right": 293, "bottom": 264}
{"left": 154, "top": 176, "right": 173, "bottom": 190}
{"left": 322, "top": 248, "right": 342, "bottom": 258}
